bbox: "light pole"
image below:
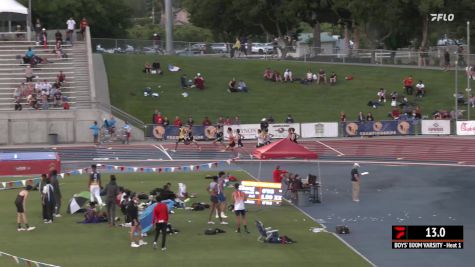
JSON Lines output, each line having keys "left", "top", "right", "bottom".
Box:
{"left": 455, "top": 52, "right": 458, "bottom": 121}
{"left": 27, "top": 0, "right": 32, "bottom": 41}
{"left": 165, "top": 0, "right": 174, "bottom": 55}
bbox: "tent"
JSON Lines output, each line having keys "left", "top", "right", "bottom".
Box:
{"left": 252, "top": 138, "right": 318, "bottom": 160}
{"left": 0, "top": 0, "right": 28, "bottom": 36}
{"left": 67, "top": 191, "right": 91, "bottom": 214}
{"left": 252, "top": 138, "right": 321, "bottom": 201}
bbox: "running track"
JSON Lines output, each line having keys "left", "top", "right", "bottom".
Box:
{"left": 1, "top": 137, "right": 474, "bottom": 165}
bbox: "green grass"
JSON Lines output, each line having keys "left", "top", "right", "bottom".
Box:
{"left": 0, "top": 172, "right": 369, "bottom": 267}
{"left": 104, "top": 54, "right": 468, "bottom": 124}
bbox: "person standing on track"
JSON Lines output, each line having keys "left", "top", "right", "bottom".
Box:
{"left": 152, "top": 195, "right": 169, "bottom": 251}
{"left": 15, "top": 185, "right": 36, "bottom": 231}
{"left": 232, "top": 183, "right": 250, "bottom": 233}
{"left": 89, "top": 164, "right": 103, "bottom": 207}
{"left": 351, "top": 163, "right": 361, "bottom": 202}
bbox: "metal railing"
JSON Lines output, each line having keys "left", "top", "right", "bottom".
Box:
{"left": 82, "top": 101, "right": 146, "bottom": 131}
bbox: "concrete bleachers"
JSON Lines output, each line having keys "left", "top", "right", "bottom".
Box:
{"left": 0, "top": 40, "right": 91, "bottom": 111}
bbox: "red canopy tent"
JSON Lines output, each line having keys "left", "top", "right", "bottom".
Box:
{"left": 252, "top": 138, "right": 318, "bottom": 160}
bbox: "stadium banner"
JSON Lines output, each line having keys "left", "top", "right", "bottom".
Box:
{"left": 301, "top": 122, "right": 339, "bottom": 138}
{"left": 344, "top": 120, "right": 415, "bottom": 137}
{"left": 456, "top": 121, "right": 475, "bottom": 135}
{"left": 223, "top": 124, "right": 261, "bottom": 140}
{"left": 267, "top": 123, "right": 301, "bottom": 139}
{"left": 148, "top": 125, "right": 207, "bottom": 140}
{"left": 421, "top": 120, "right": 451, "bottom": 135}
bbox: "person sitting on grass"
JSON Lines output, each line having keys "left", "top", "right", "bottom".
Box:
{"left": 263, "top": 68, "right": 273, "bottom": 80}
{"left": 82, "top": 201, "right": 107, "bottom": 224}
{"left": 317, "top": 69, "right": 327, "bottom": 84}
{"left": 152, "top": 60, "right": 163, "bottom": 75}
{"left": 329, "top": 72, "right": 337, "bottom": 85}
{"left": 284, "top": 69, "right": 293, "bottom": 82}
{"left": 180, "top": 74, "right": 192, "bottom": 89}
{"left": 416, "top": 80, "right": 425, "bottom": 98}
{"left": 144, "top": 62, "right": 152, "bottom": 74}
{"left": 273, "top": 70, "right": 283, "bottom": 82}
{"left": 305, "top": 70, "right": 313, "bottom": 84}
{"left": 237, "top": 80, "right": 248, "bottom": 92}
{"left": 377, "top": 88, "right": 386, "bottom": 103}
{"left": 228, "top": 78, "right": 239, "bottom": 92}
{"left": 389, "top": 107, "right": 401, "bottom": 120}
{"left": 194, "top": 73, "right": 205, "bottom": 90}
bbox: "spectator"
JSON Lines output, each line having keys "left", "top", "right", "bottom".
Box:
{"left": 357, "top": 111, "right": 365, "bottom": 123}
{"left": 317, "top": 69, "right": 327, "bottom": 84}
{"left": 267, "top": 115, "right": 275, "bottom": 124}
{"left": 180, "top": 74, "right": 191, "bottom": 89}
{"left": 377, "top": 88, "right": 386, "bottom": 102}
{"left": 41, "top": 28, "right": 47, "bottom": 47}
{"left": 152, "top": 110, "right": 159, "bottom": 124}
{"left": 27, "top": 94, "right": 38, "bottom": 109}
{"left": 339, "top": 111, "right": 346, "bottom": 123}
{"left": 163, "top": 117, "right": 170, "bottom": 127}
{"left": 54, "top": 40, "right": 64, "bottom": 59}
{"left": 366, "top": 112, "right": 374, "bottom": 121}
{"left": 232, "top": 37, "right": 241, "bottom": 58}
{"left": 403, "top": 75, "right": 414, "bottom": 95}
{"left": 123, "top": 122, "right": 131, "bottom": 144}
{"left": 416, "top": 80, "right": 425, "bottom": 98}
{"left": 154, "top": 111, "right": 164, "bottom": 125}
{"left": 53, "top": 89, "right": 62, "bottom": 107}
{"left": 237, "top": 80, "right": 248, "bottom": 92}
{"left": 224, "top": 117, "right": 232, "bottom": 125}
{"left": 63, "top": 97, "right": 70, "bottom": 110}
{"left": 57, "top": 70, "right": 66, "bottom": 85}
{"left": 187, "top": 116, "right": 194, "bottom": 126}
{"left": 305, "top": 70, "right": 313, "bottom": 83}
{"left": 34, "top": 19, "right": 42, "bottom": 43}
{"left": 144, "top": 62, "right": 152, "bottom": 74}
{"left": 390, "top": 91, "right": 398, "bottom": 107}
{"left": 80, "top": 17, "right": 88, "bottom": 40}
{"left": 49, "top": 170, "right": 62, "bottom": 217}
{"left": 285, "top": 114, "right": 294, "bottom": 123}
{"left": 173, "top": 116, "right": 182, "bottom": 127}
{"left": 55, "top": 30, "right": 62, "bottom": 42}
{"left": 216, "top": 116, "right": 224, "bottom": 126}
{"left": 390, "top": 107, "right": 401, "bottom": 120}
{"left": 263, "top": 68, "right": 273, "bottom": 80}
{"left": 41, "top": 177, "right": 55, "bottom": 224}
{"left": 414, "top": 106, "right": 422, "bottom": 119}
{"left": 260, "top": 118, "right": 269, "bottom": 131}
{"left": 457, "top": 45, "right": 466, "bottom": 66}
{"left": 228, "top": 78, "right": 239, "bottom": 92}
{"left": 66, "top": 17, "right": 76, "bottom": 43}
{"left": 283, "top": 69, "right": 293, "bottom": 82}
{"left": 202, "top": 116, "right": 212, "bottom": 126}
{"left": 23, "top": 47, "right": 35, "bottom": 65}
{"left": 329, "top": 72, "right": 337, "bottom": 85}
{"left": 152, "top": 60, "right": 162, "bottom": 75}
{"left": 40, "top": 94, "right": 49, "bottom": 110}
{"left": 14, "top": 100, "right": 22, "bottom": 111}
{"left": 469, "top": 95, "right": 475, "bottom": 108}
{"left": 194, "top": 73, "right": 205, "bottom": 90}
{"left": 443, "top": 49, "right": 450, "bottom": 71}
{"left": 153, "top": 33, "right": 161, "bottom": 50}
{"left": 234, "top": 116, "right": 241, "bottom": 125}
{"left": 13, "top": 86, "right": 21, "bottom": 102}
{"left": 273, "top": 70, "right": 283, "bottom": 82}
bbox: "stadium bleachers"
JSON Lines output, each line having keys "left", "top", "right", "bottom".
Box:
{"left": 0, "top": 40, "right": 91, "bottom": 110}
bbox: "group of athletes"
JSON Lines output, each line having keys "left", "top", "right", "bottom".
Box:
{"left": 172, "top": 124, "right": 298, "bottom": 156}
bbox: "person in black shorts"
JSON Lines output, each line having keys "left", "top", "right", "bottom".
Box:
{"left": 207, "top": 176, "right": 227, "bottom": 225}
{"left": 174, "top": 125, "right": 201, "bottom": 151}
{"left": 223, "top": 127, "right": 236, "bottom": 153}
{"left": 212, "top": 125, "right": 225, "bottom": 147}
{"left": 15, "top": 185, "right": 35, "bottom": 231}
{"left": 127, "top": 193, "right": 147, "bottom": 248}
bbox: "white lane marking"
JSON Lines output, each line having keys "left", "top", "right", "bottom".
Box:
{"left": 316, "top": 141, "right": 345, "bottom": 156}
{"left": 153, "top": 144, "right": 173, "bottom": 160}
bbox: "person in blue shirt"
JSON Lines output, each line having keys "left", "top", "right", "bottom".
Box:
{"left": 25, "top": 47, "right": 35, "bottom": 58}
{"left": 89, "top": 121, "right": 100, "bottom": 144}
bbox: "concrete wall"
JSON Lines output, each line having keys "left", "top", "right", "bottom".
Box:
{"left": 0, "top": 109, "right": 144, "bottom": 145}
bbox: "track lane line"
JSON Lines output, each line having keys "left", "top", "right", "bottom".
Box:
{"left": 316, "top": 141, "right": 345, "bottom": 156}
{"left": 152, "top": 144, "right": 173, "bottom": 160}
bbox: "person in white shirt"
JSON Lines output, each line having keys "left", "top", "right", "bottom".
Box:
{"left": 283, "top": 69, "right": 293, "bottom": 82}
{"left": 306, "top": 70, "right": 313, "bottom": 83}
{"left": 256, "top": 129, "right": 265, "bottom": 148}
{"left": 123, "top": 121, "right": 131, "bottom": 144}
{"left": 66, "top": 17, "right": 76, "bottom": 43}
{"left": 232, "top": 183, "right": 249, "bottom": 233}
{"left": 377, "top": 88, "right": 386, "bottom": 102}
{"left": 416, "top": 80, "right": 425, "bottom": 98}
{"left": 88, "top": 164, "right": 103, "bottom": 206}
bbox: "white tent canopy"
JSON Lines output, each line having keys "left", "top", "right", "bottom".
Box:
{"left": 0, "top": 0, "right": 28, "bottom": 14}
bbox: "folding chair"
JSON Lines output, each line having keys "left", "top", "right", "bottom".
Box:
{"left": 255, "top": 220, "right": 279, "bottom": 242}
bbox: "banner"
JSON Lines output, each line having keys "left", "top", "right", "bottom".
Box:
{"left": 267, "top": 123, "right": 300, "bottom": 139}
{"left": 301, "top": 122, "right": 339, "bottom": 138}
{"left": 344, "top": 120, "right": 415, "bottom": 137}
{"left": 456, "top": 121, "right": 475, "bottom": 135}
{"left": 223, "top": 124, "right": 260, "bottom": 140}
{"left": 421, "top": 120, "right": 451, "bottom": 135}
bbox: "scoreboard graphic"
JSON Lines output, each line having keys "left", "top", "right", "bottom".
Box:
{"left": 392, "top": 225, "right": 463, "bottom": 249}
{"left": 239, "top": 181, "right": 283, "bottom": 206}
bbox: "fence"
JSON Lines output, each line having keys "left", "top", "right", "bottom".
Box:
{"left": 91, "top": 38, "right": 475, "bottom": 68}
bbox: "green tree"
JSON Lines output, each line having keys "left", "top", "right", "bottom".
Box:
{"left": 20, "top": 0, "right": 132, "bottom": 38}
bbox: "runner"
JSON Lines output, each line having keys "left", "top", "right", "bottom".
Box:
{"left": 232, "top": 183, "right": 249, "bottom": 233}
{"left": 235, "top": 128, "right": 244, "bottom": 158}
{"left": 172, "top": 125, "right": 187, "bottom": 152}
{"left": 222, "top": 127, "right": 236, "bottom": 152}
{"left": 15, "top": 185, "right": 36, "bottom": 231}
{"left": 256, "top": 129, "right": 265, "bottom": 147}
{"left": 212, "top": 125, "right": 225, "bottom": 147}
{"left": 288, "top": 128, "right": 298, "bottom": 143}
{"left": 174, "top": 125, "right": 201, "bottom": 151}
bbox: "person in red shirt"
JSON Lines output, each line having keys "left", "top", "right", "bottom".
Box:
{"left": 193, "top": 73, "right": 205, "bottom": 90}
{"left": 391, "top": 107, "right": 401, "bottom": 120}
{"left": 403, "top": 75, "right": 414, "bottom": 95}
{"left": 173, "top": 116, "right": 182, "bottom": 127}
{"left": 224, "top": 117, "right": 232, "bottom": 125}
{"left": 152, "top": 196, "right": 169, "bottom": 251}
{"left": 272, "top": 166, "right": 287, "bottom": 183}
{"left": 202, "top": 116, "right": 211, "bottom": 126}
{"left": 80, "top": 17, "right": 88, "bottom": 40}
{"left": 154, "top": 112, "right": 164, "bottom": 125}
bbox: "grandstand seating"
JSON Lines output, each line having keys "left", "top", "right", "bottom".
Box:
{"left": 0, "top": 40, "right": 92, "bottom": 111}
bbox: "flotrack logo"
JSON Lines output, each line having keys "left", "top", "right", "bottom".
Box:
{"left": 430, "top": 14, "right": 455, "bottom": 22}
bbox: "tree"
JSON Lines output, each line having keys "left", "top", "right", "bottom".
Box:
{"left": 20, "top": 0, "right": 132, "bottom": 38}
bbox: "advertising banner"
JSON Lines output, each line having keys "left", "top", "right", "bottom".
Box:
{"left": 150, "top": 125, "right": 207, "bottom": 140}
{"left": 344, "top": 120, "right": 414, "bottom": 137}
{"left": 0, "top": 152, "right": 61, "bottom": 176}
{"left": 267, "top": 123, "right": 300, "bottom": 139}
{"left": 301, "top": 122, "right": 339, "bottom": 138}
{"left": 456, "top": 121, "right": 475, "bottom": 135}
{"left": 421, "top": 120, "right": 451, "bottom": 135}
{"left": 223, "top": 124, "right": 260, "bottom": 140}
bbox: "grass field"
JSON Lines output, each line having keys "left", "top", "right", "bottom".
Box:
{"left": 104, "top": 54, "right": 468, "bottom": 124}
{"left": 0, "top": 171, "right": 369, "bottom": 267}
